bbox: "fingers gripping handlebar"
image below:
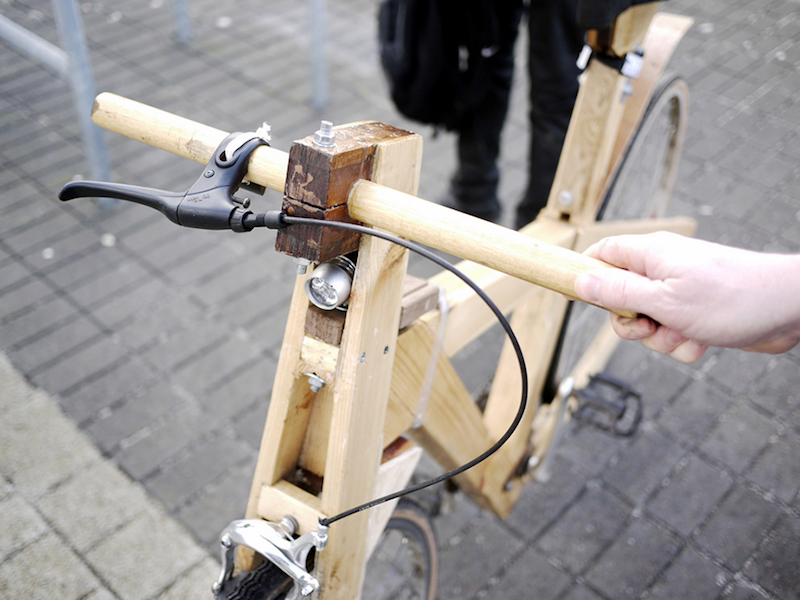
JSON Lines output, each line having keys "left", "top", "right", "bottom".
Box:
{"left": 59, "top": 132, "right": 283, "bottom": 232}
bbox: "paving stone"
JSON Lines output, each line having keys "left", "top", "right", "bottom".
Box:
{"left": 553, "top": 424, "right": 627, "bottom": 479}
{"left": 647, "top": 455, "right": 733, "bottom": 537}
{"left": 657, "top": 379, "right": 736, "bottom": 449}
{"left": 584, "top": 517, "right": 681, "bottom": 600}
{"left": 506, "top": 455, "right": 586, "bottom": 542}
{"left": 699, "top": 401, "right": 778, "bottom": 474}
{"left": 146, "top": 430, "right": 252, "bottom": 511}
{"left": 0, "top": 493, "right": 49, "bottom": 563}
{"left": 114, "top": 403, "right": 217, "bottom": 480}
{"left": 141, "top": 318, "right": 229, "bottom": 374}
{"left": 488, "top": 545, "right": 572, "bottom": 600}
{"left": 231, "top": 397, "right": 271, "bottom": 451}
{"left": 746, "top": 428, "right": 800, "bottom": 504}
{"left": 536, "top": 484, "right": 630, "bottom": 575}
{"left": 30, "top": 334, "right": 127, "bottom": 395}
{"left": 0, "top": 390, "right": 99, "bottom": 498}
{"left": 174, "top": 459, "right": 255, "bottom": 549}
{"left": 0, "top": 533, "right": 101, "bottom": 600}
{"left": 85, "top": 381, "right": 186, "bottom": 454}
{"left": 171, "top": 335, "right": 263, "bottom": 397}
{"left": 37, "top": 460, "right": 150, "bottom": 552}
{"left": 648, "top": 546, "right": 730, "bottom": 599}
{"left": 706, "top": 349, "right": 773, "bottom": 395}
{"left": 742, "top": 514, "right": 800, "bottom": 600}
{"left": 695, "top": 484, "right": 782, "bottom": 571}
{"left": 436, "top": 513, "right": 525, "bottom": 600}
{"left": 560, "top": 584, "right": 605, "bottom": 600}
{"left": 0, "top": 276, "right": 54, "bottom": 321}
{"left": 67, "top": 260, "right": 151, "bottom": 309}
{"left": 749, "top": 356, "right": 800, "bottom": 418}
{"left": 603, "top": 425, "right": 686, "bottom": 505}
{"left": 201, "top": 355, "right": 277, "bottom": 419}
{"left": 9, "top": 316, "right": 104, "bottom": 374}
{"left": 0, "top": 294, "right": 78, "bottom": 348}
{"left": 154, "top": 557, "right": 221, "bottom": 600}
{"left": 85, "top": 507, "right": 207, "bottom": 600}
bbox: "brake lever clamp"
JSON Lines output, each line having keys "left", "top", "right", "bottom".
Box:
{"left": 59, "top": 132, "right": 269, "bottom": 232}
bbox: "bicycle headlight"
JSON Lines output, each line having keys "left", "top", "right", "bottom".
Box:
{"left": 304, "top": 256, "right": 355, "bottom": 311}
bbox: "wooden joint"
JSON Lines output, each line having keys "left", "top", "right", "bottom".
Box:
{"left": 275, "top": 121, "right": 416, "bottom": 263}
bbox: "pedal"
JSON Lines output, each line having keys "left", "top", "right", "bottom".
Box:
{"left": 573, "top": 373, "right": 642, "bottom": 437}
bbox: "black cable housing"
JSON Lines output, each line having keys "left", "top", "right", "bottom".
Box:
{"left": 277, "top": 214, "right": 529, "bottom": 528}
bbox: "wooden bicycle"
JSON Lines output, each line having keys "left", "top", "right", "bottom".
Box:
{"left": 60, "top": 4, "right": 696, "bottom": 599}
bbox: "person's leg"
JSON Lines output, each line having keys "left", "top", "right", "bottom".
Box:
{"left": 515, "top": 0, "right": 584, "bottom": 229}
{"left": 443, "top": 0, "right": 524, "bottom": 222}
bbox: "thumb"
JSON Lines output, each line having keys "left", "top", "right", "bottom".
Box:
{"left": 574, "top": 268, "right": 657, "bottom": 314}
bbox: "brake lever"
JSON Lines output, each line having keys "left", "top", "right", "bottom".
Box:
{"left": 59, "top": 132, "right": 269, "bottom": 232}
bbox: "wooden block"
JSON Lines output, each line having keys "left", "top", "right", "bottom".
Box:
{"left": 305, "top": 305, "right": 347, "bottom": 346}
{"left": 276, "top": 121, "right": 419, "bottom": 263}
{"left": 399, "top": 275, "right": 440, "bottom": 330}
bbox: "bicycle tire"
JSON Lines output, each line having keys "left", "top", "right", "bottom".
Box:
{"left": 362, "top": 499, "right": 439, "bottom": 600}
{"left": 550, "top": 74, "right": 689, "bottom": 389}
{"left": 217, "top": 499, "right": 438, "bottom": 600}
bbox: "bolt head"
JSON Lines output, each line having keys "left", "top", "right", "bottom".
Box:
{"left": 558, "top": 190, "right": 573, "bottom": 206}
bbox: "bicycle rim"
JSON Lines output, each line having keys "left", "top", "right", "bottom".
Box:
{"left": 554, "top": 75, "right": 688, "bottom": 385}
{"left": 362, "top": 500, "right": 438, "bottom": 600}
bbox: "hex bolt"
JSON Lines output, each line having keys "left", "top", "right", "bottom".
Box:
{"left": 305, "top": 372, "right": 326, "bottom": 393}
{"left": 313, "top": 120, "right": 335, "bottom": 147}
{"left": 294, "top": 257, "right": 312, "bottom": 274}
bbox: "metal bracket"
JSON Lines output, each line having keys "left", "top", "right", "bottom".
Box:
{"left": 213, "top": 518, "right": 329, "bottom": 599}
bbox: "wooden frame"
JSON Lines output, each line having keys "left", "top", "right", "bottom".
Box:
{"left": 87, "top": 7, "right": 696, "bottom": 599}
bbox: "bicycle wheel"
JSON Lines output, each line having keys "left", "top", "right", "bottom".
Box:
{"left": 362, "top": 499, "right": 439, "bottom": 600}
{"left": 217, "top": 499, "right": 438, "bottom": 600}
{"left": 551, "top": 75, "right": 689, "bottom": 389}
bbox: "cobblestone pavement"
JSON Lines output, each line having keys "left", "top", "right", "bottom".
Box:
{"left": 2, "top": 0, "right": 800, "bottom": 598}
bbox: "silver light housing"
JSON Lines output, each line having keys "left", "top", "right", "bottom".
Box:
{"left": 304, "top": 256, "right": 355, "bottom": 311}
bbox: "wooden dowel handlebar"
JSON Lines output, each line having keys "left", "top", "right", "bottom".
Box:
{"left": 90, "top": 92, "right": 635, "bottom": 318}
{"left": 348, "top": 181, "right": 635, "bottom": 317}
{"left": 91, "top": 92, "right": 290, "bottom": 191}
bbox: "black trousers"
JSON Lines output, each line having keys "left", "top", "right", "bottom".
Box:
{"left": 448, "top": 0, "right": 585, "bottom": 228}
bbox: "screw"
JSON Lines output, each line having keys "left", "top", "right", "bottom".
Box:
{"left": 558, "top": 190, "right": 573, "bottom": 207}
{"left": 204, "top": 169, "right": 215, "bottom": 178}
{"left": 221, "top": 534, "right": 233, "bottom": 548}
{"left": 313, "top": 120, "right": 335, "bottom": 147}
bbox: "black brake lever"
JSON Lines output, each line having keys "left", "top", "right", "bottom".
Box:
{"left": 59, "top": 132, "right": 276, "bottom": 232}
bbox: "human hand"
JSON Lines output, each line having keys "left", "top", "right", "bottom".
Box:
{"left": 573, "top": 232, "right": 800, "bottom": 363}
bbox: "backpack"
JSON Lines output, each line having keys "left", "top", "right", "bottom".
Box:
{"left": 378, "top": 0, "right": 499, "bottom": 130}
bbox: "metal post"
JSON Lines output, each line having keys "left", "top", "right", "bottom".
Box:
{"left": 171, "top": 0, "right": 192, "bottom": 43}
{"left": 51, "top": 0, "right": 112, "bottom": 185}
{"left": 308, "top": 0, "right": 329, "bottom": 110}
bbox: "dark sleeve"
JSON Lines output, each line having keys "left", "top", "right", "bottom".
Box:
{"left": 576, "top": 0, "right": 664, "bottom": 30}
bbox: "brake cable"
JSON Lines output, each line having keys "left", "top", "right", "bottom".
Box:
{"left": 274, "top": 215, "right": 529, "bottom": 529}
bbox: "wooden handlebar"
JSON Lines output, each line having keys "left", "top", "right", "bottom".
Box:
{"left": 348, "top": 180, "right": 626, "bottom": 303}
{"left": 91, "top": 92, "right": 635, "bottom": 318}
{"left": 91, "top": 92, "right": 290, "bottom": 191}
